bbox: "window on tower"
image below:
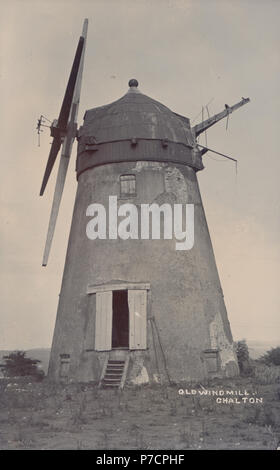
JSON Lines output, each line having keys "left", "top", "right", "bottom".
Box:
{"left": 203, "top": 349, "right": 220, "bottom": 373}
{"left": 59, "top": 354, "right": 70, "bottom": 377}
{"left": 120, "top": 174, "right": 136, "bottom": 198}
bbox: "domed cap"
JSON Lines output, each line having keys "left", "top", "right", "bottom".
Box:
{"left": 81, "top": 80, "right": 194, "bottom": 146}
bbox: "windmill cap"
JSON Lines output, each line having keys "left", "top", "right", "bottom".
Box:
{"left": 82, "top": 83, "right": 195, "bottom": 147}
{"left": 77, "top": 83, "right": 204, "bottom": 175}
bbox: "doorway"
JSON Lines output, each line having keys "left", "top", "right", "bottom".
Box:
{"left": 112, "top": 290, "right": 129, "bottom": 348}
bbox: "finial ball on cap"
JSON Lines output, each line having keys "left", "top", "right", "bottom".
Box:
{"left": 129, "top": 79, "right": 138, "bottom": 87}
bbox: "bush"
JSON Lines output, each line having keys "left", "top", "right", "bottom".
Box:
{"left": 254, "top": 364, "right": 280, "bottom": 385}
{"left": 234, "top": 339, "right": 254, "bottom": 376}
{"left": 0, "top": 351, "right": 44, "bottom": 380}
{"left": 259, "top": 347, "right": 280, "bottom": 366}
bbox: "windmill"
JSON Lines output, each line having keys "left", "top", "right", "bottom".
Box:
{"left": 40, "top": 19, "right": 250, "bottom": 386}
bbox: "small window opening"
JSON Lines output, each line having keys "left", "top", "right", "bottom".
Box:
{"left": 112, "top": 290, "right": 129, "bottom": 348}
{"left": 204, "top": 350, "right": 219, "bottom": 373}
{"left": 59, "top": 354, "right": 70, "bottom": 377}
{"left": 120, "top": 174, "right": 136, "bottom": 197}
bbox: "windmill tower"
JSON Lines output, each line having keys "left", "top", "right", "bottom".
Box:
{"left": 40, "top": 20, "right": 250, "bottom": 386}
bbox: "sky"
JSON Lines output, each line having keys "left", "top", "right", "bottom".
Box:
{"left": 1, "top": 0, "right": 279, "bottom": 350}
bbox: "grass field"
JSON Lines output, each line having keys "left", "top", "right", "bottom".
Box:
{"left": 0, "top": 366, "right": 279, "bottom": 450}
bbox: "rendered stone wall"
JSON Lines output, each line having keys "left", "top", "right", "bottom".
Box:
{"left": 48, "top": 160, "right": 239, "bottom": 383}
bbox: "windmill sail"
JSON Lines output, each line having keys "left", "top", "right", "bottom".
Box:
{"left": 41, "top": 19, "right": 88, "bottom": 266}
{"left": 40, "top": 35, "right": 85, "bottom": 197}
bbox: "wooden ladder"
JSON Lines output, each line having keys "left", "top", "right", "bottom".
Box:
{"left": 99, "top": 355, "right": 129, "bottom": 389}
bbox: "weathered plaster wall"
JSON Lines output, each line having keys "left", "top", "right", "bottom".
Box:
{"left": 48, "top": 160, "right": 238, "bottom": 383}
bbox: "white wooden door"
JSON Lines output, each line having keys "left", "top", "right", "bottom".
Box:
{"left": 128, "top": 289, "right": 147, "bottom": 349}
{"left": 95, "top": 291, "right": 112, "bottom": 351}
